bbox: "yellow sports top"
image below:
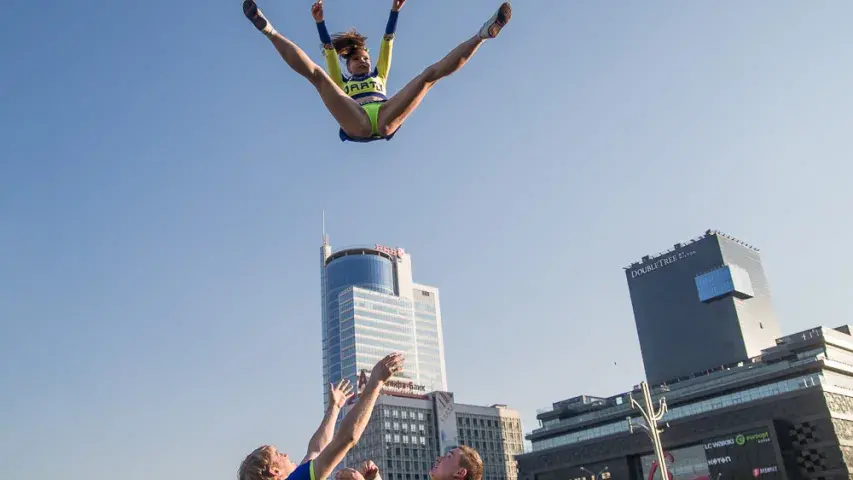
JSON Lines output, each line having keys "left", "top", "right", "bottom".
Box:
{"left": 323, "top": 36, "right": 393, "bottom": 103}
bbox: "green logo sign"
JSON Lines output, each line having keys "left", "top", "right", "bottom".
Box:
{"left": 735, "top": 435, "right": 746, "bottom": 446}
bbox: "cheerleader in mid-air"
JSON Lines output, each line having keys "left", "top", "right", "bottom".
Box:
{"left": 243, "top": 0, "right": 511, "bottom": 143}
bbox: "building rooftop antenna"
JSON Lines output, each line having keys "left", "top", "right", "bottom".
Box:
{"left": 322, "top": 210, "right": 329, "bottom": 246}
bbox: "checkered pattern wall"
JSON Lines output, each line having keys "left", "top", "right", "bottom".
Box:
{"left": 789, "top": 422, "right": 831, "bottom": 475}
{"left": 791, "top": 421, "right": 820, "bottom": 446}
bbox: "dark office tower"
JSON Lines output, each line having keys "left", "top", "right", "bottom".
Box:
{"left": 624, "top": 230, "right": 782, "bottom": 385}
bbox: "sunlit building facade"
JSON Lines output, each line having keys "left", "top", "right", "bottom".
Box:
{"left": 320, "top": 236, "right": 448, "bottom": 409}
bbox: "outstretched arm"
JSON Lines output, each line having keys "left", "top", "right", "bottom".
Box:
{"left": 312, "top": 353, "right": 405, "bottom": 480}
{"left": 301, "top": 379, "right": 354, "bottom": 464}
{"left": 377, "top": 0, "right": 405, "bottom": 80}
{"left": 312, "top": 0, "right": 345, "bottom": 87}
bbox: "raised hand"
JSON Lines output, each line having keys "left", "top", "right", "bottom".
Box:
{"left": 391, "top": 0, "right": 406, "bottom": 12}
{"left": 311, "top": 0, "right": 324, "bottom": 22}
{"left": 328, "top": 379, "right": 355, "bottom": 409}
{"left": 370, "top": 352, "right": 404, "bottom": 384}
{"left": 359, "top": 461, "right": 380, "bottom": 480}
{"left": 336, "top": 468, "right": 366, "bottom": 480}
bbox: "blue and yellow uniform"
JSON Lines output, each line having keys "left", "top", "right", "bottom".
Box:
{"left": 316, "top": 11, "right": 399, "bottom": 143}
{"left": 288, "top": 461, "right": 316, "bottom": 480}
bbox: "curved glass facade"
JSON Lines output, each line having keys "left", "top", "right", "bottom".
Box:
{"left": 324, "top": 253, "right": 396, "bottom": 386}
{"left": 326, "top": 254, "right": 395, "bottom": 298}
{"left": 321, "top": 246, "right": 446, "bottom": 411}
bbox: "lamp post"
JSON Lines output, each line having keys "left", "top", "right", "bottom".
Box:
{"left": 579, "top": 466, "right": 609, "bottom": 479}
{"left": 628, "top": 381, "right": 669, "bottom": 480}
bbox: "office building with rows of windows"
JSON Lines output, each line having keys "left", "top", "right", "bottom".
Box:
{"left": 320, "top": 235, "right": 448, "bottom": 409}
{"left": 347, "top": 392, "right": 524, "bottom": 480}
{"left": 519, "top": 326, "right": 853, "bottom": 479}
{"left": 319, "top": 233, "right": 524, "bottom": 478}
{"left": 518, "top": 230, "right": 853, "bottom": 480}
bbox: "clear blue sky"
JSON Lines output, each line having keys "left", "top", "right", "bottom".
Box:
{"left": 1, "top": 1, "right": 851, "bottom": 479}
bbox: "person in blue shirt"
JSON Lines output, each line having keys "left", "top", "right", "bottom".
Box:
{"left": 238, "top": 353, "right": 405, "bottom": 480}
{"left": 242, "top": 0, "right": 511, "bottom": 143}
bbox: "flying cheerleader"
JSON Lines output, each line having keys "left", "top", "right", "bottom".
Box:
{"left": 243, "top": 0, "right": 512, "bottom": 143}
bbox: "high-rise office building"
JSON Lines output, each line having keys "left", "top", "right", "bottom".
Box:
{"left": 519, "top": 231, "right": 853, "bottom": 479}
{"left": 319, "top": 232, "right": 524, "bottom": 479}
{"left": 624, "top": 229, "right": 782, "bottom": 385}
{"left": 347, "top": 392, "right": 525, "bottom": 480}
{"left": 321, "top": 234, "right": 448, "bottom": 409}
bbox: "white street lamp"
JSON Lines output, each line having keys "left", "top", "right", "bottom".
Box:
{"left": 627, "top": 381, "right": 669, "bottom": 480}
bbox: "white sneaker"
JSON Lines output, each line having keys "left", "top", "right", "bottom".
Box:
{"left": 478, "top": 2, "right": 512, "bottom": 39}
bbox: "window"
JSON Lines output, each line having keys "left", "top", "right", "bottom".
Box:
{"left": 393, "top": 410, "right": 399, "bottom": 418}
{"left": 402, "top": 411, "right": 408, "bottom": 419}
{"left": 529, "top": 373, "right": 823, "bottom": 452}
{"left": 418, "top": 412, "right": 424, "bottom": 421}
{"left": 695, "top": 264, "right": 755, "bottom": 303}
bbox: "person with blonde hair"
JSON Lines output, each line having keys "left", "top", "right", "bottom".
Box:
{"left": 238, "top": 352, "right": 405, "bottom": 480}
{"left": 336, "top": 445, "right": 483, "bottom": 480}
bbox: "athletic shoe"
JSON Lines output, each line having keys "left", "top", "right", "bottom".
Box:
{"left": 478, "top": 2, "right": 512, "bottom": 39}
{"left": 243, "top": 0, "right": 272, "bottom": 34}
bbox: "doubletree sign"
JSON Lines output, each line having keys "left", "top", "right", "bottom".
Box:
{"left": 347, "top": 370, "right": 428, "bottom": 404}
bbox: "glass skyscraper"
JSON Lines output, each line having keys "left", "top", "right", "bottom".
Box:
{"left": 624, "top": 229, "right": 782, "bottom": 385}
{"left": 321, "top": 234, "right": 447, "bottom": 409}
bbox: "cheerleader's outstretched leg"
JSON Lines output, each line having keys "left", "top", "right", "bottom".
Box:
{"left": 376, "top": 2, "right": 512, "bottom": 137}
{"left": 242, "top": 0, "right": 373, "bottom": 137}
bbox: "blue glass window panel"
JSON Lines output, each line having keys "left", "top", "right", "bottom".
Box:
{"left": 695, "top": 265, "right": 755, "bottom": 303}
{"left": 326, "top": 255, "right": 395, "bottom": 298}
